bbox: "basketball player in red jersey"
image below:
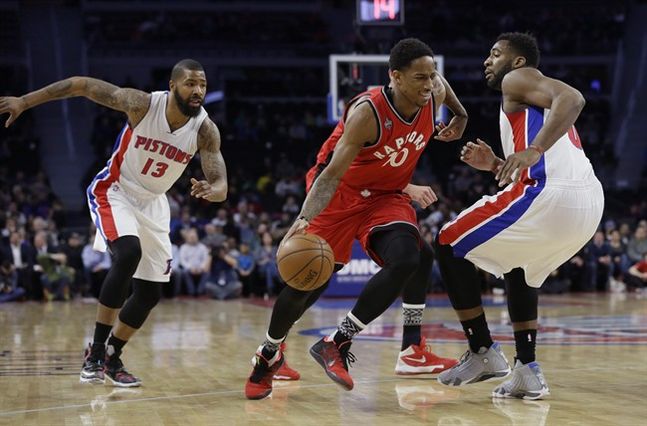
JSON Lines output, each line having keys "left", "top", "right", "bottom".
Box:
{"left": 246, "top": 38, "right": 468, "bottom": 399}
{"left": 0, "top": 59, "right": 227, "bottom": 387}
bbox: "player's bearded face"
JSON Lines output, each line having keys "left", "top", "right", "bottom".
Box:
{"left": 173, "top": 88, "right": 202, "bottom": 117}
{"left": 487, "top": 61, "right": 513, "bottom": 90}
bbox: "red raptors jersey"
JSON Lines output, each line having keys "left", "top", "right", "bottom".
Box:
{"left": 311, "top": 86, "right": 435, "bottom": 192}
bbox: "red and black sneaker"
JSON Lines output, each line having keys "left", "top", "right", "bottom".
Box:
{"left": 245, "top": 350, "right": 284, "bottom": 400}
{"left": 104, "top": 356, "right": 142, "bottom": 387}
{"left": 309, "top": 336, "right": 356, "bottom": 390}
{"left": 80, "top": 343, "right": 105, "bottom": 384}
{"left": 273, "top": 343, "right": 300, "bottom": 381}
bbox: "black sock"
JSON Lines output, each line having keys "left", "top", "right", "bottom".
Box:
{"left": 93, "top": 322, "right": 112, "bottom": 347}
{"left": 260, "top": 333, "right": 284, "bottom": 360}
{"left": 401, "top": 326, "right": 421, "bottom": 350}
{"left": 106, "top": 334, "right": 128, "bottom": 360}
{"left": 460, "top": 314, "right": 493, "bottom": 353}
{"left": 514, "top": 329, "right": 537, "bottom": 364}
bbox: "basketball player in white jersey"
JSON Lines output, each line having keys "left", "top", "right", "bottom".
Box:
{"left": 0, "top": 59, "right": 227, "bottom": 386}
{"left": 433, "top": 33, "right": 604, "bottom": 399}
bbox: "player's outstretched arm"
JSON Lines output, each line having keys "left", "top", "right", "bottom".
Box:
{"left": 496, "top": 68, "right": 585, "bottom": 185}
{"left": 0, "top": 76, "right": 150, "bottom": 128}
{"left": 282, "top": 102, "right": 376, "bottom": 241}
{"left": 433, "top": 74, "right": 468, "bottom": 142}
{"left": 192, "top": 118, "right": 227, "bottom": 203}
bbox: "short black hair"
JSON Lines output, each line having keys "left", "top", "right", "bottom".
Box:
{"left": 389, "top": 38, "right": 434, "bottom": 71}
{"left": 171, "top": 59, "right": 204, "bottom": 80}
{"left": 496, "top": 32, "right": 540, "bottom": 68}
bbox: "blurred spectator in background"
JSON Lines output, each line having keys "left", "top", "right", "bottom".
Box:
{"left": 587, "top": 230, "right": 611, "bottom": 292}
{"left": 626, "top": 252, "right": 647, "bottom": 292}
{"left": 34, "top": 230, "right": 73, "bottom": 301}
{"left": 82, "top": 232, "right": 112, "bottom": 299}
{"left": 179, "top": 228, "right": 211, "bottom": 296}
{"left": 0, "top": 260, "right": 25, "bottom": 303}
{"left": 206, "top": 241, "right": 242, "bottom": 300}
{"left": 254, "top": 231, "right": 281, "bottom": 297}
{"left": 627, "top": 226, "right": 647, "bottom": 265}
{"left": 235, "top": 242, "right": 256, "bottom": 297}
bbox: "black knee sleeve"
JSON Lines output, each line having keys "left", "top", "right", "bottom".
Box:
{"left": 118, "top": 278, "right": 162, "bottom": 329}
{"left": 99, "top": 236, "right": 142, "bottom": 308}
{"left": 504, "top": 268, "right": 538, "bottom": 323}
{"left": 433, "top": 237, "right": 482, "bottom": 310}
{"left": 401, "top": 241, "right": 433, "bottom": 305}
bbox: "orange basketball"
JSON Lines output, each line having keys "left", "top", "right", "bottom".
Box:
{"left": 277, "top": 233, "right": 335, "bottom": 291}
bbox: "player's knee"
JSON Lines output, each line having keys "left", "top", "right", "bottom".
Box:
{"left": 382, "top": 234, "right": 420, "bottom": 272}
{"left": 132, "top": 279, "right": 162, "bottom": 311}
{"left": 110, "top": 236, "right": 142, "bottom": 272}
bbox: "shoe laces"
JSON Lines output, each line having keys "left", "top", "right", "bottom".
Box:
{"left": 457, "top": 349, "right": 473, "bottom": 366}
{"left": 337, "top": 341, "right": 357, "bottom": 371}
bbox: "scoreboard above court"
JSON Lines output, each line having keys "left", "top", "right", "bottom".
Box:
{"left": 356, "top": 0, "right": 404, "bottom": 26}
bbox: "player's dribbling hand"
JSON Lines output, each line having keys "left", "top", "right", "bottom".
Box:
{"left": 403, "top": 184, "right": 438, "bottom": 208}
{"left": 461, "top": 138, "right": 499, "bottom": 171}
{"left": 190, "top": 178, "right": 222, "bottom": 202}
{"left": 495, "top": 149, "right": 542, "bottom": 187}
{"left": 434, "top": 116, "right": 467, "bottom": 142}
{"left": 0, "top": 96, "right": 26, "bottom": 128}
{"left": 279, "top": 217, "right": 309, "bottom": 249}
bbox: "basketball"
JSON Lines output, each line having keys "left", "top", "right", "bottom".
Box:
{"left": 277, "top": 233, "right": 335, "bottom": 291}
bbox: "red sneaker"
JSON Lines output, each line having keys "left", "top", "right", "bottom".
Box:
{"left": 245, "top": 350, "right": 284, "bottom": 400}
{"left": 395, "top": 337, "right": 458, "bottom": 375}
{"left": 309, "top": 336, "right": 355, "bottom": 390}
{"left": 273, "top": 343, "right": 300, "bottom": 380}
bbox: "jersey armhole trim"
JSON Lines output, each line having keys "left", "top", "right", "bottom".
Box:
{"left": 360, "top": 99, "right": 381, "bottom": 149}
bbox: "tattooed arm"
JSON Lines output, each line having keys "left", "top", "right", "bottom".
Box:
{"left": 0, "top": 77, "right": 150, "bottom": 128}
{"left": 282, "top": 102, "right": 376, "bottom": 241}
{"left": 191, "top": 118, "right": 227, "bottom": 202}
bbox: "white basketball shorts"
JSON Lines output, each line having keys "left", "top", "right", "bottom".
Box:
{"left": 87, "top": 181, "right": 172, "bottom": 282}
{"left": 439, "top": 176, "right": 604, "bottom": 287}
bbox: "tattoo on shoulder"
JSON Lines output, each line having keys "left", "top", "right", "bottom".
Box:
{"left": 198, "top": 119, "right": 221, "bottom": 151}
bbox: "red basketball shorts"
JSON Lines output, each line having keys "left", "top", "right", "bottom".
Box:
{"left": 305, "top": 181, "right": 418, "bottom": 266}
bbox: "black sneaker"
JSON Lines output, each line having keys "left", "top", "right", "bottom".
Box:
{"left": 105, "top": 356, "right": 142, "bottom": 387}
{"left": 309, "top": 336, "right": 356, "bottom": 390}
{"left": 80, "top": 343, "right": 105, "bottom": 384}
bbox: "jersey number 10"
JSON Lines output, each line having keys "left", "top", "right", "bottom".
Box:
{"left": 141, "top": 158, "right": 169, "bottom": 177}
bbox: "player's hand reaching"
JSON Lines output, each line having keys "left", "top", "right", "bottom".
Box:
{"left": 495, "top": 148, "right": 542, "bottom": 187}
{"left": 0, "top": 96, "right": 26, "bottom": 128}
{"left": 280, "top": 216, "right": 309, "bottom": 249}
{"left": 434, "top": 116, "right": 467, "bottom": 142}
{"left": 190, "top": 178, "right": 223, "bottom": 202}
{"left": 403, "top": 184, "right": 438, "bottom": 209}
{"left": 461, "top": 139, "right": 501, "bottom": 172}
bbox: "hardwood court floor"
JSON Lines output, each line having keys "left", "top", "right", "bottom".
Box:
{"left": 0, "top": 292, "right": 646, "bottom": 425}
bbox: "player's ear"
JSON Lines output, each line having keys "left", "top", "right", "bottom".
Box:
{"left": 513, "top": 56, "right": 527, "bottom": 69}
{"left": 390, "top": 69, "right": 401, "bottom": 85}
{"left": 169, "top": 80, "right": 175, "bottom": 91}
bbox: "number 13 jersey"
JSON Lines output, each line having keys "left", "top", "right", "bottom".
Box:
{"left": 90, "top": 91, "right": 208, "bottom": 198}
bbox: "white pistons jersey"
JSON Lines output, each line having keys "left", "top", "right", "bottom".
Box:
{"left": 499, "top": 105, "right": 594, "bottom": 183}
{"left": 92, "top": 91, "right": 207, "bottom": 198}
